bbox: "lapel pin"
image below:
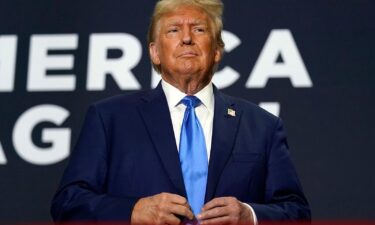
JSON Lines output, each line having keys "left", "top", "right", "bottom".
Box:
{"left": 227, "top": 108, "right": 236, "bottom": 117}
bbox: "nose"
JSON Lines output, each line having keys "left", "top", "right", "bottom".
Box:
{"left": 181, "top": 27, "right": 193, "bottom": 45}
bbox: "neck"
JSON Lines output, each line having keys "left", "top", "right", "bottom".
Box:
{"left": 161, "top": 74, "right": 211, "bottom": 95}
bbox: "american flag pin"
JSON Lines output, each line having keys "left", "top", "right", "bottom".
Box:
{"left": 227, "top": 108, "right": 236, "bottom": 117}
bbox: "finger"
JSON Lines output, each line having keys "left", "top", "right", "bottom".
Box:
{"left": 199, "top": 215, "right": 231, "bottom": 225}
{"left": 198, "top": 205, "right": 229, "bottom": 220}
{"left": 163, "top": 213, "right": 181, "bottom": 225}
{"left": 202, "top": 197, "right": 228, "bottom": 211}
{"left": 159, "top": 192, "right": 188, "bottom": 205}
{"left": 168, "top": 203, "right": 194, "bottom": 220}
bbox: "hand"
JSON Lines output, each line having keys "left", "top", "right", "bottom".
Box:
{"left": 131, "top": 192, "right": 194, "bottom": 225}
{"left": 197, "top": 197, "right": 254, "bottom": 225}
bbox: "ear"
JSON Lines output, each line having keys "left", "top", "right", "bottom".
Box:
{"left": 149, "top": 42, "right": 161, "bottom": 65}
{"left": 214, "top": 47, "right": 222, "bottom": 63}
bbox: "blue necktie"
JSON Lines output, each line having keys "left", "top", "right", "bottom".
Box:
{"left": 179, "top": 96, "right": 208, "bottom": 216}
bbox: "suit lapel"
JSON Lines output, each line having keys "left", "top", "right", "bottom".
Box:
{"left": 205, "top": 88, "right": 242, "bottom": 202}
{"left": 137, "top": 84, "right": 241, "bottom": 201}
{"left": 137, "top": 84, "right": 186, "bottom": 196}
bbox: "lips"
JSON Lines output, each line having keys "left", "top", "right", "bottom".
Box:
{"left": 178, "top": 51, "right": 198, "bottom": 57}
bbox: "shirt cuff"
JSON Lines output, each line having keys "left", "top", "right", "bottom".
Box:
{"left": 242, "top": 202, "right": 258, "bottom": 225}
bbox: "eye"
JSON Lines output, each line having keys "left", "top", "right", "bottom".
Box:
{"left": 194, "top": 27, "right": 206, "bottom": 33}
{"left": 167, "top": 27, "right": 179, "bottom": 33}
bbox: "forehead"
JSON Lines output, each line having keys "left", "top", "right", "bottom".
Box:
{"left": 160, "top": 5, "right": 210, "bottom": 26}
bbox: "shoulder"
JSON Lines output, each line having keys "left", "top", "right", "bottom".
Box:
{"left": 83, "top": 89, "right": 158, "bottom": 120}
{"left": 96, "top": 91, "right": 147, "bottom": 107}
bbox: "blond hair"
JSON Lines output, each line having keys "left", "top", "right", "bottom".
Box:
{"left": 148, "top": 0, "right": 225, "bottom": 73}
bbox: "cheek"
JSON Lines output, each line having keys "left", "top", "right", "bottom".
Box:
{"left": 160, "top": 43, "right": 178, "bottom": 60}
{"left": 203, "top": 47, "right": 217, "bottom": 62}
{"left": 158, "top": 48, "right": 172, "bottom": 62}
{"left": 200, "top": 39, "right": 216, "bottom": 56}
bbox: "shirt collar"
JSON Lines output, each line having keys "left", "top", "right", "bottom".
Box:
{"left": 161, "top": 79, "right": 214, "bottom": 113}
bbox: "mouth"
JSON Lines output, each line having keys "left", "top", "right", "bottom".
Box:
{"left": 178, "top": 51, "right": 198, "bottom": 58}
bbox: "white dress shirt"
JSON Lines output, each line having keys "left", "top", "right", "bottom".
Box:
{"left": 161, "top": 79, "right": 258, "bottom": 224}
{"left": 161, "top": 80, "right": 214, "bottom": 160}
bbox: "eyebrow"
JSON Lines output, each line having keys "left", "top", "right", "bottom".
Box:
{"left": 166, "top": 19, "right": 207, "bottom": 27}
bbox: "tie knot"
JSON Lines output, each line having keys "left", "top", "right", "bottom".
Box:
{"left": 181, "top": 95, "right": 201, "bottom": 108}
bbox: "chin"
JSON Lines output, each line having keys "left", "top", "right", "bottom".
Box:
{"left": 178, "top": 68, "right": 200, "bottom": 76}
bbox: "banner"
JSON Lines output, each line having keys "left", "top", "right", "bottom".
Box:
{"left": 0, "top": 0, "right": 374, "bottom": 223}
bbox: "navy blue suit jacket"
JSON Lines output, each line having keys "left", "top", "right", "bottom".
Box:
{"left": 51, "top": 84, "right": 310, "bottom": 221}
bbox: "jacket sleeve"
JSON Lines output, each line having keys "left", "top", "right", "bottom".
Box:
{"left": 51, "top": 104, "right": 139, "bottom": 221}
{"left": 249, "top": 118, "right": 311, "bottom": 221}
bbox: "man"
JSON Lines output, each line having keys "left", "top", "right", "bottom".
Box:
{"left": 51, "top": 0, "right": 311, "bottom": 224}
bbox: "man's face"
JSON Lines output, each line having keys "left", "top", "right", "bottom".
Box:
{"left": 149, "top": 5, "right": 222, "bottom": 86}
